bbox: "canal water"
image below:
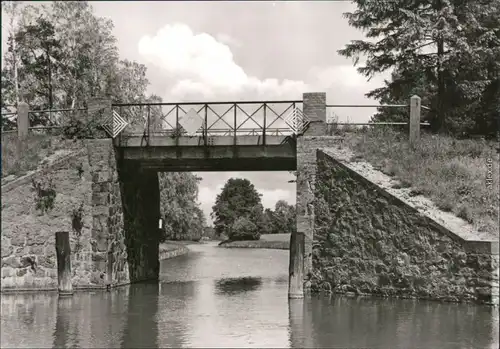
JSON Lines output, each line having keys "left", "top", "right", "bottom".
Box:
{"left": 1, "top": 242, "right": 498, "bottom": 348}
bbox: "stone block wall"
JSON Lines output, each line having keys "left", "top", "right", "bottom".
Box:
{"left": 311, "top": 149, "right": 499, "bottom": 304}
{"left": 86, "top": 139, "right": 129, "bottom": 287}
{"left": 1, "top": 147, "right": 94, "bottom": 290}
{"left": 296, "top": 136, "right": 345, "bottom": 282}
{"left": 1, "top": 139, "right": 129, "bottom": 291}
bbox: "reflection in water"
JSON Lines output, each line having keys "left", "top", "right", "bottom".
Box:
{"left": 214, "top": 277, "right": 263, "bottom": 295}
{"left": 53, "top": 297, "right": 80, "bottom": 348}
{"left": 121, "top": 282, "right": 159, "bottom": 348}
{"left": 1, "top": 242, "right": 499, "bottom": 349}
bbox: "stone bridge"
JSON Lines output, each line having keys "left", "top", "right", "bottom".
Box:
{"left": 2, "top": 91, "right": 498, "bottom": 304}
{"left": 104, "top": 92, "right": 327, "bottom": 298}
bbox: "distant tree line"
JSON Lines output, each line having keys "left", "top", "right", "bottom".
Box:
{"left": 339, "top": 0, "right": 499, "bottom": 138}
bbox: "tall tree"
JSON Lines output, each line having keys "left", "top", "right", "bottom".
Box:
{"left": 211, "top": 178, "right": 264, "bottom": 240}
{"left": 339, "top": 0, "right": 500, "bottom": 136}
{"left": 159, "top": 172, "right": 205, "bottom": 241}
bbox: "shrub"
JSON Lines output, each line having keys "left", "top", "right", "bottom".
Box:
{"left": 229, "top": 216, "right": 260, "bottom": 241}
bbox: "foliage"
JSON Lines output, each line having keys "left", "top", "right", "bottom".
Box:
{"left": 339, "top": 0, "right": 500, "bottom": 137}
{"left": 71, "top": 202, "right": 85, "bottom": 253}
{"left": 61, "top": 110, "right": 103, "bottom": 140}
{"left": 159, "top": 172, "right": 205, "bottom": 241}
{"left": 230, "top": 216, "right": 260, "bottom": 241}
{"left": 31, "top": 177, "right": 56, "bottom": 214}
{"left": 71, "top": 202, "right": 84, "bottom": 237}
{"left": 211, "top": 178, "right": 264, "bottom": 241}
{"left": 1, "top": 1, "right": 152, "bottom": 131}
{"left": 261, "top": 200, "right": 297, "bottom": 235}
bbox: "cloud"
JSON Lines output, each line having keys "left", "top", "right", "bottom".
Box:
{"left": 138, "top": 23, "right": 309, "bottom": 101}
{"left": 215, "top": 33, "right": 241, "bottom": 48}
{"left": 136, "top": 22, "right": 386, "bottom": 223}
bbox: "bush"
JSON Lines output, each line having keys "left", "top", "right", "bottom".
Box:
{"left": 229, "top": 216, "right": 260, "bottom": 241}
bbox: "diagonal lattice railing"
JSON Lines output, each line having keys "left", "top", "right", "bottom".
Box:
{"left": 111, "top": 100, "right": 305, "bottom": 146}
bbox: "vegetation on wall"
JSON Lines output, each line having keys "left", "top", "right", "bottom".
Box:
{"left": 31, "top": 177, "right": 56, "bottom": 214}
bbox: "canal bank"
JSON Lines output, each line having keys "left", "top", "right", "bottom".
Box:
{"left": 218, "top": 233, "right": 291, "bottom": 250}
{"left": 159, "top": 242, "right": 190, "bottom": 260}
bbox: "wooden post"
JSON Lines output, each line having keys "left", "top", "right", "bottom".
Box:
{"left": 55, "top": 231, "right": 73, "bottom": 296}
{"left": 106, "top": 249, "right": 113, "bottom": 291}
{"left": 17, "top": 101, "right": 29, "bottom": 139}
{"left": 288, "top": 231, "right": 304, "bottom": 299}
{"left": 409, "top": 95, "right": 421, "bottom": 147}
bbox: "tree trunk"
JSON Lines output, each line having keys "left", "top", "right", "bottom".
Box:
{"left": 434, "top": 0, "right": 446, "bottom": 133}
{"left": 436, "top": 38, "right": 445, "bottom": 133}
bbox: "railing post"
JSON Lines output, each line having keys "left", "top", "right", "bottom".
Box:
{"left": 263, "top": 103, "right": 267, "bottom": 145}
{"left": 409, "top": 95, "right": 421, "bottom": 147}
{"left": 55, "top": 231, "right": 73, "bottom": 296}
{"left": 233, "top": 104, "right": 237, "bottom": 146}
{"left": 147, "top": 105, "right": 151, "bottom": 144}
{"left": 204, "top": 105, "right": 208, "bottom": 146}
{"left": 17, "top": 101, "right": 29, "bottom": 139}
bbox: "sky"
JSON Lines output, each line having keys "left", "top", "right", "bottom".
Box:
{"left": 1, "top": 1, "right": 389, "bottom": 224}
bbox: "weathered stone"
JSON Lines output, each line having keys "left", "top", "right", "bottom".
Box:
{"left": 38, "top": 255, "right": 55, "bottom": 268}
{"left": 2, "top": 256, "right": 20, "bottom": 268}
{"left": 92, "top": 192, "right": 109, "bottom": 206}
{"left": 1, "top": 267, "right": 15, "bottom": 278}
{"left": 311, "top": 149, "right": 499, "bottom": 305}
{"left": 17, "top": 268, "right": 28, "bottom": 277}
{"left": 27, "top": 233, "right": 46, "bottom": 245}
{"left": 92, "top": 182, "right": 110, "bottom": 193}
{"left": 29, "top": 244, "right": 44, "bottom": 255}
{"left": 1, "top": 242, "right": 13, "bottom": 258}
{"left": 10, "top": 235, "right": 25, "bottom": 246}
{"left": 92, "top": 171, "right": 110, "bottom": 183}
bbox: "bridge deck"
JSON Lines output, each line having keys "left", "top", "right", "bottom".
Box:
{"left": 116, "top": 135, "right": 297, "bottom": 172}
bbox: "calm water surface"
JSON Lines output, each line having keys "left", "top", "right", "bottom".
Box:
{"left": 1, "top": 242, "right": 498, "bottom": 348}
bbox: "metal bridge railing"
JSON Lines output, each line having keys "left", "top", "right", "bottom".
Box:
{"left": 111, "top": 100, "right": 303, "bottom": 146}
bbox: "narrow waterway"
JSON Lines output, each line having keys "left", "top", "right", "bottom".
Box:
{"left": 1, "top": 242, "right": 498, "bottom": 348}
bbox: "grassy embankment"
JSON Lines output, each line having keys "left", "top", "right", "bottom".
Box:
{"left": 219, "top": 233, "right": 290, "bottom": 250}
{"left": 340, "top": 127, "right": 499, "bottom": 238}
{"left": 1, "top": 132, "right": 67, "bottom": 178}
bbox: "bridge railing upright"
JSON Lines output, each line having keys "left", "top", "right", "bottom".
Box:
{"left": 111, "top": 100, "right": 304, "bottom": 146}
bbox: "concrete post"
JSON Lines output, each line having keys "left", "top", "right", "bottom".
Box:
{"left": 303, "top": 92, "right": 326, "bottom": 136}
{"left": 17, "top": 101, "right": 29, "bottom": 139}
{"left": 289, "top": 92, "right": 327, "bottom": 299}
{"left": 409, "top": 95, "right": 421, "bottom": 147}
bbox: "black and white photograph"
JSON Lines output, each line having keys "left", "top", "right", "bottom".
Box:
{"left": 1, "top": 1, "right": 499, "bottom": 348}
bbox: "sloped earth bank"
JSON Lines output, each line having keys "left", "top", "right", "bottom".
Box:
{"left": 159, "top": 242, "right": 189, "bottom": 260}
{"left": 310, "top": 147, "right": 499, "bottom": 304}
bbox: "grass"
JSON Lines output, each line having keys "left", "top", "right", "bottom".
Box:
{"left": 339, "top": 126, "right": 499, "bottom": 237}
{"left": 1, "top": 132, "right": 59, "bottom": 178}
{"left": 219, "top": 233, "right": 291, "bottom": 250}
